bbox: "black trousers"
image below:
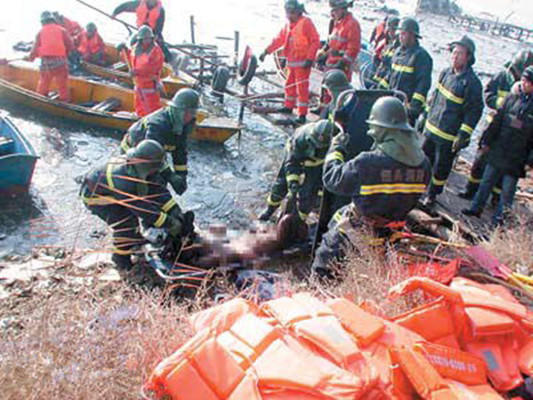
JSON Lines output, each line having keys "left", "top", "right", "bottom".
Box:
{"left": 423, "top": 136, "right": 456, "bottom": 196}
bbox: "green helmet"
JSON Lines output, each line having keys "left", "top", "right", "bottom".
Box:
{"left": 284, "top": 0, "right": 304, "bottom": 12}
{"left": 40, "top": 11, "right": 54, "bottom": 24}
{"left": 169, "top": 88, "right": 200, "bottom": 110}
{"left": 127, "top": 139, "right": 165, "bottom": 177}
{"left": 512, "top": 49, "right": 533, "bottom": 76}
{"left": 137, "top": 25, "right": 154, "bottom": 40}
{"left": 386, "top": 16, "right": 400, "bottom": 30}
{"left": 86, "top": 22, "right": 97, "bottom": 33}
{"left": 523, "top": 65, "right": 533, "bottom": 83}
{"left": 329, "top": 0, "right": 353, "bottom": 9}
{"left": 450, "top": 35, "right": 475, "bottom": 56}
{"left": 322, "top": 69, "right": 351, "bottom": 92}
{"left": 366, "top": 96, "right": 413, "bottom": 132}
{"left": 309, "top": 120, "right": 334, "bottom": 148}
{"left": 399, "top": 17, "right": 421, "bottom": 39}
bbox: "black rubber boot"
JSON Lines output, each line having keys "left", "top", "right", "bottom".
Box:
{"left": 277, "top": 106, "right": 293, "bottom": 114}
{"left": 258, "top": 206, "right": 277, "bottom": 221}
{"left": 111, "top": 253, "right": 133, "bottom": 271}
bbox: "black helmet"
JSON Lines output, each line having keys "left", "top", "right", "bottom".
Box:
{"left": 450, "top": 35, "right": 476, "bottom": 65}
{"left": 523, "top": 65, "right": 533, "bottom": 83}
{"left": 127, "top": 139, "right": 165, "bottom": 177}
{"left": 40, "top": 11, "right": 54, "bottom": 24}
{"left": 309, "top": 120, "right": 334, "bottom": 148}
{"left": 284, "top": 0, "right": 305, "bottom": 12}
{"left": 399, "top": 17, "right": 421, "bottom": 39}
{"left": 322, "top": 69, "right": 351, "bottom": 92}
{"left": 169, "top": 88, "right": 200, "bottom": 110}
{"left": 512, "top": 49, "right": 533, "bottom": 76}
{"left": 366, "top": 96, "right": 413, "bottom": 132}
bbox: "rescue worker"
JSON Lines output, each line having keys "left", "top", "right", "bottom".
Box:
{"left": 120, "top": 88, "right": 199, "bottom": 198}
{"left": 259, "top": 120, "right": 335, "bottom": 222}
{"left": 25, "top": 11, "right": 74, "bottom": 102}
{"left": 369, "top": 15, "right": 387, "bottom": 47}
{"left": 111, "top": 0, "right": 170, "bottom": 61}
{"left": 311, "top": 96, "right": 431, "bottom": 279}
{"left": 80, "top": 140, "right": 193, "bottom": 270}
{"left": 317, "top": 0, "right": 361, "bottom": 83}
{"left": 371, "top": 17, "right": 400, "bottom": 89}
{"left": 52, "top": 12, "right": 83, "bottom": 46}
{"left": 462, "top": 66, "right": 533, "bottom": 226}
{"left": 259, "top": 0, "right": 320, "bottom": 125}
{"left": 460, "top": 49, "right": 533, "bottom": 199}
{"left": 320, "top": 68, "right": 352, "bottom": 119}
{"left": 381, "top": 17, "right": 433, "bottom": 126}
{"left": 422, "top": 36, "right": 483, "bottom": 206}
{"left": 117, "top": 26, "right": 164, "bottom": 117}
{"left": 77, "top": 23, "right": 105, "bottom": 65}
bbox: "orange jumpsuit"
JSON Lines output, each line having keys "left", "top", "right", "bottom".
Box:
{"left": 62, "top": 17, "right": 83, "bottom": 47}
{"left": 325, "top": 12, "right": 361, "bottom": 82}
{"left": 78, "top": 31, "right": 105, "bottom": 64}
{"left": 266, "top": 15, "right": 320, "bottom": 116}
{"left": 124, "top": 43, "right": 164, "bottom": 117}
{"left": 29, "top": 23, "right": 74, "bottom": 102}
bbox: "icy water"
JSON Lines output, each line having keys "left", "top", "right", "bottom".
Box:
{"left": 0, "top": 0, "right": 527, "bottom": 256}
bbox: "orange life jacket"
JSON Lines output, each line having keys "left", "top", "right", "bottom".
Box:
{"left": 136, "top": 0, "right": 162, "bottom": 30}
{"left": 78, "top": 31, "right": 104, "bottom": 57}
{"left": 38, "top": 24, "right": 67, "bottom": 58}
{"left": 131, "top": 43, "right": 164, "bottom": 88}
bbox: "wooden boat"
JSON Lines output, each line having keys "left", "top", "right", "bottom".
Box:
{"left": 0, "top": 62, "right": 241, "bottom": 143}
{"left": 0, "top": 113, "right": 38, "bottom": 194}
{"left": 81, "top": 43, "right": 194, "bottom": 98}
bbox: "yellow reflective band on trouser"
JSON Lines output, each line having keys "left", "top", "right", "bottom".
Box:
{"left": 174, "top": 164, "right": 187, "bottom": 172}
{"left": 318, "top": 190, "right": 323, "bottom": 197}
{"left": 304, "top": 158, "right": 324, "bottom": 167}
{"left": 392, "top": 63, "right": 414, "bottom": 73}
{"left": 267, "top": 195, "right": 282, "bottom": 207}
{"left": 432, "top": 176, "right": 446, "bottom": 186}
{"left": 164, "top": 145, "right": 176, "bottom": 151}
{"left": 492, "top": 187, "right": 502, "bottom": 195}
{"left": 468, "top": 176, "right": 481, "bottom": 184}
{"left": 359, "top": 183, "right": 427, "bottom": 195}
{"left": 436, "top": 83, "right": 464, "bottom": 104}
{"left": 412, "top": 92, "right": 426, "bottom": 105}
{"left": 161, "top": 198, "right": 176, "bottom": 213}
{"left": 106, "top": 164, "right": 115, "bottom": 189}
{"left": 286, "top": 174, "right": 300, "bottom": 183}
{"left": 120, "top": 137, "right": 131, "bottom": 153}
{"left": 460, "top": 123, "right": 474, "bottom": 135}
{"left": 325, "top": 151, "right": 344, "bottom": 163}
{"left": 153, "top": 212, "right": 168, "bottom": 228}
{"left": 425, "top": 121, "right": 456, "bottom": 142}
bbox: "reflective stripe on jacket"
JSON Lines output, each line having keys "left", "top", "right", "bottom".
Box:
{"left": 424, "top": 66, "right": 483, "bottom": 144}
{"left": 484, "top": 69, "right": 516, "bottom": 110}
{"left": 129, "top": 42, "right": 164, "bottom": 88}
{"left": 35, "top": 24, "right": 68, "bottom": 58}
{"left": 326, "top": 13, "right": 361, "bottom": 67}
{"left": 266, "top": 16, "right": 320, "bottom": 63}
{"left": 78, "top": 31, "right": 104, "bottom": 57}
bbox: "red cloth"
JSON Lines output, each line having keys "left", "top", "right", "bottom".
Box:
{"left": 78, "top": 31, "right": 105, "bottom": 62}
{"left": 325, "top": 12, "right": 361, "bottom": 81}
{"left": 136, "top": 0, "right": 162, "bottom": 30}
{"left": 62, "top": 17, "right": 83, "bottom": 46}
{"left": 285, "top": 66, "right": 312, "bottom": 116}
{"left": 37, "top": 64, "right": 70, "bottom": 102}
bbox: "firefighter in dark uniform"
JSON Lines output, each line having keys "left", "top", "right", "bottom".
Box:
{"left": 311, "top": 96, "right": 431, "bottom": 278}
{"left": 371, "top": 17, "right": 400, "bottom": 89}
{"left": 422, "top": 36, "right": 483, "bottom": 205}
{"left": 460, "top": 49, "right": 533, "bottom": 199}
{"left": 462, "top": 66, "right": 533, "bottom": 226}
{"left": 381, "top": 17, "right": 433, "bottom": 126}
{"left": 80, "top": 140, "right": 192, "bottom": 270}
{"left": 120, "top": 88, "right": 199, "bottom": 203}
{"left": 259, "top": 120, "right": 335, "bottom": 222}
{"left": 319, "top": 68, "right": 353, "bottom": 119}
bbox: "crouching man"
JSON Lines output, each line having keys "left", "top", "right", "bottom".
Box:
{"left": 312, "top": 96, "right": 431, "bottom": 279}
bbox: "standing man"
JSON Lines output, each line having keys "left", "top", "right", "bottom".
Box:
{"left": 118, "top": 26, "right": 164, "bottom": 117}
{"left": 311, "top": 97, "right": 431, "bottom": 279}
{"left": 25, "top": 11, "right": 74, "bottom": 102}
{"left": 462, "top": 66, "right": 533, "bottom": 226}
{"left": 382, "top": 17, "right": 433, "bottom": 126}
{"left": 319, "top": 0, "right": 361, "bottom": 83}
{"left": 259, "top": 120, "right": 335, "bottom": 222}
{"left": 422, "top": 36, "right": 483, "bottom": 206}
{"left": 53, "top": 12, "right": 83, "bottom": 47}
{"left": 120, "top": 88, "right": 199, "bottom": 199}
{"left": 80, "top": 140, "right": 192, "bottom": 270}
{"left": 371, "top": 17, "right": 400, "bottom": 89}
{"left": 259, "top": 0, "right": 320, "bottom": 125}
{"left": 460, "top": 49, "right": 533, "bottom": 199}
{"left": 112, "top": 0, "right": 171, "bottom": 61}
{"left": 78, "top": 23, "right": 105, "bottom": 65}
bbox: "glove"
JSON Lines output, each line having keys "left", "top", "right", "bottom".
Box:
{"left": 452, "top": 135, "right": 469, "bottom": 153}
{"left": 288, "top": 180, "right": 300, "bottom": 195}
{"left": 302, "top": 59, "right": 313, "bottom": 69}
{"left": 258, "top": 50, "right": 268, "bottom": 62}
{"left": 168, "top": 173, "right": 187, "bottom": 195}
{"left": 279, "top": 58, "right": 287, "bottom": 69}
{"left": 116, "top": 42, "right": 127, "bottom": 52}
{"left": 331, "top": 132, "right": 350, "bottom": 154}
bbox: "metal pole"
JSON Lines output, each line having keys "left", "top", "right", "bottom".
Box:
{"left": 190, "top": 15, "right": 196, "bottom": 44}
{"left": 234, "top": 31, "right": 240, "bottom": 70}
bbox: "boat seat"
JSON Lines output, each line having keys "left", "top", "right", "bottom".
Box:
{"left": 0, "top": 136, "right": 15, "bottom": 157}
{"left": 90, "top": 97, "right": 122, "bottom": 112}
{"left": 111, "top": 61, "right": 128, "bottom": 71}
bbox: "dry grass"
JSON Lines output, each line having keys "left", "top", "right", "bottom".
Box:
{"left": 0, "top": 282, "right": 192, "bottom": 400}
